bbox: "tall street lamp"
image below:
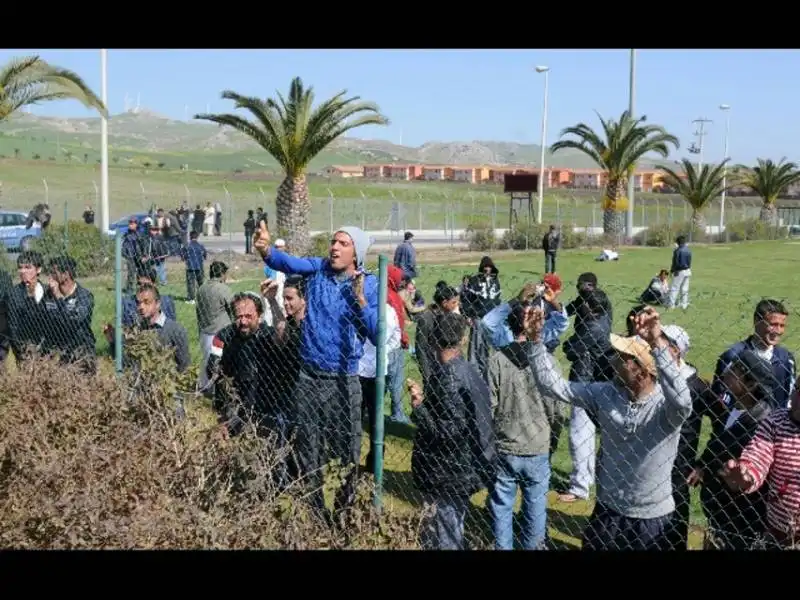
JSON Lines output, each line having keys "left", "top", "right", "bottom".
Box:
{"left": 100, "top": 49, "right": 110, "bottom": 234}
{"left": 626, "top": 49, "right": 636, "bottom": 239}
{"left": 719, "top": 103, "right": 731, "bottom": 235}
{"left": 535, "top": 65, "right": 550, "bottom": 225}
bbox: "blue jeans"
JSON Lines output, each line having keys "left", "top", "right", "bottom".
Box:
{"left": 386, "top": 347, "right": 406, "bottom": 420}
{"left": 155, "top": 261, "right": 167, "bottom": 285}
{"left": 421, "top": 493, "right": 469, "bottom": 550}
{"left": 488, "top": 453, "right": 551, "bottom": 550}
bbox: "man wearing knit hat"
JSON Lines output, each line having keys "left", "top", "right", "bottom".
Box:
{"left": 254, "top": 222, "right": 379, "bottom": 517}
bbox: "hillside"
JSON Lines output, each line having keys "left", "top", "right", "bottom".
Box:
{"left": 0, "top": 110, "right": 670, "bottom": 172}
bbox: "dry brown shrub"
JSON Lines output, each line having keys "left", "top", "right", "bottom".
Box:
{"left": 0, "top": 339, "right": 422, "bottom": 549}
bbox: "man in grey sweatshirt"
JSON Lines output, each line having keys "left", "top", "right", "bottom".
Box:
{"left": 525, "top": 306, "right": 692, "bottom": 550}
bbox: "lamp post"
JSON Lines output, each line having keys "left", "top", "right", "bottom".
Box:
{"left": 100, "top": 49, "right": 109, "bottom": 234}
{"left": 719, "top": 104, "right": 731, "bottom": 234}
{"left": 626, "top": 49, "right": 636, "bottom": 239}
{"left": 535, "top": 65, "right": 550, "bottom": 225}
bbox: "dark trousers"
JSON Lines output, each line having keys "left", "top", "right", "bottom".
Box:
{"left": 668, "top": 464, "right": 691, "bottom": 550}
{"left": 186, "top": 269, "right": 204, "bottom": 301}
{"left": 125, "top": 258, "right": 138, "bottom": 294}
{"left": 359, "top": 375, "right": 385, "bottom": 476}
{"left": 545, "top": 252, "right": 556, "bottom": 274}
{"left": 582, "top": 503, "right": 675, "bottom": 551}
{"left": 214, "top": 215, "right": 222, "bottom": 236}
{"left": 288, "top": 368, "right": 363, "bottom": 515}
{"left": 244, "top": 230, "right": 254, "bottom": 254}
{"left": 467, "top": 320, "right": 490, "bottom": 380}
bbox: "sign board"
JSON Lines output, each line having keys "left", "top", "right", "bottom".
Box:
{"left": 504, "top": 173, "right": 539, "bottom": 194}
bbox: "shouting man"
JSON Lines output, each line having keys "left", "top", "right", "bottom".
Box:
{"left": 254, "top": 221, "right": 379, "bottom": 516}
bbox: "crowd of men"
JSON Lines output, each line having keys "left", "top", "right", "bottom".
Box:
{"left": 1, "top": 216, "right": 799, "bottom": 552}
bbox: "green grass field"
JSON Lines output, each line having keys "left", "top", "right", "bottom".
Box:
{"left": 5, "top": 238, "right": 796, "bottom": 549}
{"left": 0, "top": 158, "right": 771, "bottom": 234}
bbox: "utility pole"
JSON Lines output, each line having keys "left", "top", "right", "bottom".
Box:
{"left": 691, "top": 117, "right": 713, "bottom": 171}
{"left": 626, "top": 49, "right": 636, "bottom": 239}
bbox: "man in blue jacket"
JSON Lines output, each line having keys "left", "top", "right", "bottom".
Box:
{"left": 712, "top": 298, "right": 795, "bottom": 411}
{"left": 254, "top": 222, "right": 379, "bottom": 516}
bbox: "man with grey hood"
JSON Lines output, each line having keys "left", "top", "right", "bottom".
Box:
{"left": 254, "top": 222, "right": 379, "bottom": 517}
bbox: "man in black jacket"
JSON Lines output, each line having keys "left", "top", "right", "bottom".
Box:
{"left": 143, "top": 223, "right": 170, "bottom": 286}
{"left": 461, "top": 256, "right": 501, "bottom": 379}
{"left": 121, "top": 218, "right": 147, "bottom": 294}
{"left": 542, "top": 224, "right": 559, "bottom": 274}
{"left": 408, "top": 312, "right": 496, "bottom": 550}
{"left": 0, "top": 251, "right": 48, "bottom": 365}
{"left": 42, "top": 255, "right": 97, "bottom": 373}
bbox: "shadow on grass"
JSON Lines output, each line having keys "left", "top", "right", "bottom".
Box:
{"left": 546, "top": 507, "right": 589, "bottom": 550}
{"left": 382, "top": 469, "right": 422, "bottom": 508}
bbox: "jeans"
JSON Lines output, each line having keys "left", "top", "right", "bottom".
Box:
{"left": 386, "top": 347, "right": 407, "bottom": 420}
{"left": 669, "top": 269, "right": 691, "bottom": 309}
{"left": 155, "top": 261, "right": 167, "bottom": 285}
{"left": 488, "top": 453, "right": 551, "bottom": 550}
{"left": 186, "top": 268, "right": 204, "bottom": 301}
{"left": 545, "top": 252, "right": 556, "bottom": 274}
{"left": 568, "top": 406, "right": 596, "bottom": 499}
{"left": 421, "top": 493, "right": 470, "bottom": 550}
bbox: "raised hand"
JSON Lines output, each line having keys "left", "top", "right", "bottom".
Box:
{"left": 719, "top": 459, "right": 754, "bottom": 492}
{"left": 517, "top": 281, "right": 539, "bottom": 302}
{"left": 260, "top": 278, "right": 279, "bottom": 299}
{"left": 253, "top": 219, "right": 271, "bottom": 257}
{"left": 632, "top": 306, "right": 663, "bottom": 345}
{"left": 686, "top": 467, "right": 704, "bottom": 487}
{"left": 352, "top": 272, "right": 366, "bottom": 307}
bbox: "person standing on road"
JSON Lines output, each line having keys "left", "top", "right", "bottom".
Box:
{"left": 668, "top": 235, "right": 692, "bottom": 309}
{"left": 143, "top": 224, "right": 170, "bottom": 286}
{"left": 181, "top": 231, "right": 207, "bottom": 305}
{"left": 525, "top": 305, "right": 692, "bottom": 551}
{"left": 244, "top": 210, "right": 256, "bottom": 255}
{"left": 214, "top": 201, "right": 223, "bottom": 236}
{"left": 121, "top": 218, "right": 147, "bottom": 295}
{"left": 542, "top": 224, "right": 559, "bottom": 274}
{"left": 393, "top": 231, "right": 418, "bottom": 281}
{"left": 196, "top": 260, "right": 234, "bottom": 391}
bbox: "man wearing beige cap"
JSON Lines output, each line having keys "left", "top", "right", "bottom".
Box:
{"left": 525, "top": 306, "right": 692, "bottom": 550}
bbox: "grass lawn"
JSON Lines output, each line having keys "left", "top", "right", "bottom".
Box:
{"left": 5, "top": 239, "right": 798, "bottom": 549}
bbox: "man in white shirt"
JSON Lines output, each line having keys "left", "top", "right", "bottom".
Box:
{"left": 358, "top": 302, "right": 401, "bottom": 474}
{"left": 262, "top": 238, "right": 287, "bottom": 326}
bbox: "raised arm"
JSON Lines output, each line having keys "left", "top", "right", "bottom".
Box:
{"left": 527, "top": 341, "right": 602, "bottom": 413}
{"left": 653, "top": 344, "right": 692, "bottom": 424}
{"left": 253, "top": 219, "right": 323, "bottom": 276}
{"left": 738, "top": 417, "right": 777, "bottom": 494}
{"left": 354, "top": 275, "right": 380, "bottom": 345}
{"left": 480, "top": 302, "right": 512, "bottom": 349}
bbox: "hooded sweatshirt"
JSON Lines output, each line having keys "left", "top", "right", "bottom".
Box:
{"left": 387, "top": 265, "right": 409, "bottom": 349}
{"left": 461, "top": 256, "right": 501, "bottom": 320}
{"left": 263, "top": 226, "right": 379, "bottom": 375}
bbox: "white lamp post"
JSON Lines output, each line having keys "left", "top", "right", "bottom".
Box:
{"left": 100, "top": 49, "right": 109, "bottom": 233}
{"left": 719, "top": 103, "right": 731, "bottom": 234}
{"left": 535, "top": 65, "right": 550, "bottom": 225}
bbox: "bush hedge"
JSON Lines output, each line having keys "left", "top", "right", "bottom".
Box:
{"left": 31, "top": 221, "right": 113, "bottom": 278}
{"left": 0, "top": 342, "right": 423, "bottom": 549}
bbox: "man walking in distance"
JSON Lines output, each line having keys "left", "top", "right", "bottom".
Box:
{"left": 668, "top": 235, "right": 692, "bottom": 309}
{"left": 254, "top": 220, "right": 379, "bottom": 517}
{"left": 525, "top": 306, "right": 692, "bottom": 550}
{"left": 393, "top": 231, "right": 418, "bottom": 281}
{"left": 542, "top": 224, "right": 559, "bottom": 274}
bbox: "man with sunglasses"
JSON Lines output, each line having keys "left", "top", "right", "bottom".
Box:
{"left": 525, "top": 306, "right": 692, "bottom": 550}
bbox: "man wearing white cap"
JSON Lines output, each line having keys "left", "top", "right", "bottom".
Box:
{"left": 262, "top": 238, "right": 286, "bottom": 326}
{"left": 659, "top": 324, "right": 720, "bottom": 550}
{"left": 524, "top": 306, "right": 692, "bottom": 550}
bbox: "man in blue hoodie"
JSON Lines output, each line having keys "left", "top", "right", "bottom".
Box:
{"left": 254, "top": 222, "right": 379, "bottom": 515}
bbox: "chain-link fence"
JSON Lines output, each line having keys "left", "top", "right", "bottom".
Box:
{"left": 1, "top": 225, "right": 800, "bottom": 549}
{"left": 2, "top": 180, "right": 796, "bottom": 244}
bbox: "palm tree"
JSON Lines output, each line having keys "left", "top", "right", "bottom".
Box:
{"left": 0, "top": 55, "right": 107, "bottom": 122}
{"left": 195, "top": 77, "right": 389, "bottom": 253}
{"left": 735, "top": 158, "right": 800, "bottom": 223}
{"left": 550, "top": 110, "right": 679, "bottom": 235}
{"left": 657, "top": 159, "right": 729, "bottom": 228}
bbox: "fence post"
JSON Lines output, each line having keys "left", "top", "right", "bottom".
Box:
{"left": 372, "top": 254, "right": 389, "bottom": 510}
{"left": 63, "top": 198, "right": 69, "bottom": 249}
{"left": 114, "top": 228, "right": 123, "bottom": 375}
{"left": 42, "top": 178, "right": 49, "bottom": 206}
{"left": 360, "top": 191, "right": 367, "bottom": 231}
{"left": 224, "top": 185, "right": 232, "bottom": 253}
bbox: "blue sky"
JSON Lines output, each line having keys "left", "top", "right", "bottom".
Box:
{"left": 1, "top": 49, "right": 793, "bottom": 163}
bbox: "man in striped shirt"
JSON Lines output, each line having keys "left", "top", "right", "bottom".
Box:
{"left": 722, "top": 377, "right": 800, "bottom": 549}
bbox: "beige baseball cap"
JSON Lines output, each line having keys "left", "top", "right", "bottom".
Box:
{"left": 609, "top": 333, "right": 657, "bottom": 376}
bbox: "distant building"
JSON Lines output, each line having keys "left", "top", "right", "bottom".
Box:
{"left": 421, "top": 166, "right": 455, "bottom": 181}
{"left": 321, "top": 165, "right": 364, "bottom": 178}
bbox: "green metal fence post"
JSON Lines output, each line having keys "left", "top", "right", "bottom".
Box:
{"left": 63, "top": 199, "right": 69, "bottom": 250}
{"left": 114, "top": 228, "right": 123, "bottom": 374}
{"left": 372, "top": 254, "right": 389, "bottom": 510}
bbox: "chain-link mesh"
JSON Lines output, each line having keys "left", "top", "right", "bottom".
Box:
{"left": 3, "top": 223, "right": 800, "bottom": 550}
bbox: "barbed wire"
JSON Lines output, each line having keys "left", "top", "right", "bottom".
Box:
{"left": 1, "top": 227, "right": 799, "bottom": 550}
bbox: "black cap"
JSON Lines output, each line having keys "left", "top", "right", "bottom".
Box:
{"left": 404, "top": 231, "right": 414, "bottom": 241}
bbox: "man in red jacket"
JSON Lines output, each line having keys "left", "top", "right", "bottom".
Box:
{"left": 387, "top": 265, "right": 411, "bottom": 424}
